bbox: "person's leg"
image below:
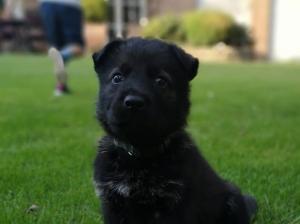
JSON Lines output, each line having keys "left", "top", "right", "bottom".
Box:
{"left": 48, "top": 47, "right": 69, "bottom": 96}
{"left": 39, "top": 3, "right": 63, "bottom": 49}
{"left": 40, "top": 3, "right": 68, "bottom": 96}
{"left": 47, "top": 4, "right": 85, "bottom": 96}
{"left": 58, "top": 4, "right": 85, "bottom": 63}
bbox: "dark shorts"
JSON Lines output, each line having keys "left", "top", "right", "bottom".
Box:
{"left": 40, "top": 2, "right": 85, "bottom": 49}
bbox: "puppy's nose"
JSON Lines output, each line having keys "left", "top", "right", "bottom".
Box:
{"left": 124, "top": 95, "right": 145, "bottom": 110}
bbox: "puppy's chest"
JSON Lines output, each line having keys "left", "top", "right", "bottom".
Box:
{"left": 97, "top": 164, "right": 184, "bottom": 208}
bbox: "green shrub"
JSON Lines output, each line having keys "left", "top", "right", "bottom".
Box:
{"left": 82, "top": 0, "right": 107, "bottom": 22}
{"left": 224, "top": 24, "right": 252, "bottom": 47}
{"left": 181, "top": 10, "right": 234, "bottom": 46}
{"left": 143, "top": 10, "right": 251, "bottom": 47}
{"left": 142, "top": 14, "right": 184, "bottom": 42}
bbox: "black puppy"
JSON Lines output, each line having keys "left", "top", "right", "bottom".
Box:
{"left": 93, "top": 38, "right": 257, "bottom": 224}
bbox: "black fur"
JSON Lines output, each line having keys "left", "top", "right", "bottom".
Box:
{"left": 93, "top": 37, "right": 257, "bottom": 224}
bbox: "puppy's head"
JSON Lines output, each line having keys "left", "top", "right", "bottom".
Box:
{"left": 93, "top": 38, "right": 199, "bottom": 147}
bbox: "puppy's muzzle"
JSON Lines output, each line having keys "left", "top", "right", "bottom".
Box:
{"left": 123, "top": 95, "right": 145, "bottom": 110}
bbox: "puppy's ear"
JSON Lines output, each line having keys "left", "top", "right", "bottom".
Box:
{"left": 170, "top": 45, "right": 199, "bottom": 81}
{"left": 93, "top": 39, "right": 124, "bottom": 73}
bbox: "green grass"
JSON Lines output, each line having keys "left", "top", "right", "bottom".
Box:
{"left": 0, "top": 55, "right": 299, "bottom": 224}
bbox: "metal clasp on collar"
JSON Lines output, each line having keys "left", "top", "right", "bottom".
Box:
{"left": 113, "top": 139, "right": 136, "bottom": 156}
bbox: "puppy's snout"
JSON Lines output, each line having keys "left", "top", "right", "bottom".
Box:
{"left": 124, "top": 95, "right": 145, "bottom": 110}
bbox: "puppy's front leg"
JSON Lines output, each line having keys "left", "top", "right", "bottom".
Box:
{"left": 224, "top": 194, "right": 252, "bottom": 224}
{"left": 102, "top": 202, "right": 126, "bottom": 224}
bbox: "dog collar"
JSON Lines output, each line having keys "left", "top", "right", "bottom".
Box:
{"left": 112, "top": 137, "right": 172, "bottom": 158}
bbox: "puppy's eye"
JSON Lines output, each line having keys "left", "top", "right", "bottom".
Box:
{"left": 112, "top": 73, "right": 125, "bottom": 84}
{"left": 155, "top": 77, "right": 168, "bottom": 88}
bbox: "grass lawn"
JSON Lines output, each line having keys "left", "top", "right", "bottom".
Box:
{"left": 0, "top": 54, "right": 299, "bottom": 224}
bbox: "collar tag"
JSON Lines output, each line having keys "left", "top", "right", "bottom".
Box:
{"left": 113, "top": 139, "right": 136, "bottom": 156}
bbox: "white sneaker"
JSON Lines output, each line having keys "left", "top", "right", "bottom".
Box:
{"left": 53, "top": 83, "right": 71, "bottom": 97}
{"left": 54, "top": 88, "right": 64, "bottom": 97}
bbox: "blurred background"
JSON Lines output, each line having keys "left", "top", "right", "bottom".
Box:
{"left": 1, "top": 0, "right": 300, "bottom": 62}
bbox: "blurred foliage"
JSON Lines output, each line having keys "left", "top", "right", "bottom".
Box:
{"left": 143, "top": 10, "right": 252, "bottom": 47}
{"left": 181, "top": 10, "right": 234, "bottom": 46}
{"left": 82, "top": 0, "right": 107, "bottom": 22}
{"left": 142, "top": 14, "right": 184, "bottom": 42}
{"left": 224, "top": 24, "right": 252, "bottom": 47}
